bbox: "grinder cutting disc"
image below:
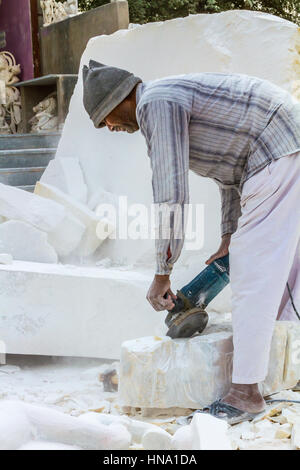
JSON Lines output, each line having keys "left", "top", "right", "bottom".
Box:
{"left": 166, "top": 307, "right": 208, "bottom": 339}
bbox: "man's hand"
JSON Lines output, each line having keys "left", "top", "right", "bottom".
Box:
{"left": 147, "top": 274, "right": 177, "bottom": 311}
{"left": 205, "top": 233, "right": 231, "bottom": 265}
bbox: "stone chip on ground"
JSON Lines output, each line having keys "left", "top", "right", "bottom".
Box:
{"left": 79, "top": 411, "right": 166, "bottom": 445}
{"left": 237, "top": 437, "right": 293, "bottom": 450}
{"left": 275, "top": 423, "right": 292, "bottom": 439}
{"left": 171, "top": 425, "right": 193, "bottom": 450}
{"left": 190, "top": 413, "right": 232, "bottom": 450}
{"left": 0, "top": 365, "right": 21, "bottom": 374}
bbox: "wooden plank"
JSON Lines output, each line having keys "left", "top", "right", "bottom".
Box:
{"left": 30, "top": 0, "right": 41, "bottom": 77}
{"left": 15, "top": 74, "right": 77, "bottom": 87}
{"left": 0, "top": 31, "right": 6, "bottom": 49}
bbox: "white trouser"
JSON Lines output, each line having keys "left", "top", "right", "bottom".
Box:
{"left": 230, "top": 152, "right": 300, "bottom": 384}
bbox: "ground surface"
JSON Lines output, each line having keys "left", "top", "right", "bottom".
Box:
{"left": 0, "top": 355, "right": 118, "bottom": 415}
{"left": 0, "top": 355, "right": 299, "bottom": 450}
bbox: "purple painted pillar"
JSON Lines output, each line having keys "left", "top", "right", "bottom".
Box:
{"left": 0, "top": 0, "right": 35, "bottom": 81}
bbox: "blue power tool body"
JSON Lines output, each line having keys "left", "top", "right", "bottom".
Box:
{"left": 166, "top": 255, "right": 230, "bottom": 338}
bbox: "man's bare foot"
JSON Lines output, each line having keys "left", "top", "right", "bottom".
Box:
{"left": 221, "top": 383, "right": 266, "bottom": 414}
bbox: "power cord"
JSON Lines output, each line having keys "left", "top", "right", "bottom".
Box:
{"left": 287, "top": 282, "right": 300, "bottom": 321}
{"left": 266, "top": 399, "right": 300, "bottom": 404}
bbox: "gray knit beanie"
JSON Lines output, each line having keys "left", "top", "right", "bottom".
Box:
{"left": 82, "top": 60, "right": 142, "bottom": 128}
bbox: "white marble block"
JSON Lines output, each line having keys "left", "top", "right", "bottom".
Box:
{"left": 40, "top": 157, "right": 88, "bottom": 204}
{"left": 0, "top": 253, "right": 12, "bottom": 264}
{"left": 0, "top": 221, "right": 58, "bottom": 263}
{"left": 55, "top": 10, "right": 300, "bottom": 270}
{"left": 0, "top": 183, "right": 85, "bottom": 257}
{"left": 35, "top": 182, "right": 114, "bottom": 256}
{"left": 119, "top": 327, "right": 234, "bottom": 409}
{"left": 0, "top": 261, "right": 159, "bottom": 359}
{"left": 46, "top": 214, "right": 85, "bottom": 257}
{"left": 119, "top": 322, "right": 300, "bottom": 410}
{"left": 0, "top": 182, "right": 65, "bottom": 232}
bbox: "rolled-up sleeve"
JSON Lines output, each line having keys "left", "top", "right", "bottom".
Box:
{"left": 219, "top": 186, "right": 241, "bottom": 236}
{"left": 137, "top": 100, "right": 190, "bottom": 275}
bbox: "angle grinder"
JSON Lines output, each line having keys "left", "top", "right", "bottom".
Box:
{"left": 165, "top": 255, "right": 230, "bottom": 339}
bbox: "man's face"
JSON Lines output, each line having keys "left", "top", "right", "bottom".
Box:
{"left": 103, "top": 116, "right": 138, "bottom": 134}
{"left": 101, "top": 101, "right": 139, "bottom": 134}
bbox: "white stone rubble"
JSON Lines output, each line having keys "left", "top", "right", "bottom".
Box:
{"left": 1, "top": 357, "right": 300, "bottom": 450}
{"left": 0, "top": 402, "right": 32, "bottom": 450}
{"left": 89, "top": 187, "right": 118, "bottom": 211}
{"left": 78, "top": 411, "right": 163, "bottom": 445}
{"left": 0, "top": 400, "right": 131, "bottom": 450}
{"left": 35, "top": 182, "right": 114, "bottom": 256}
{"left": 0, "top": 183, "right": 85, "bottom": 257}
{"left": 40, "top": 158, "right": 88, "bottom": 204}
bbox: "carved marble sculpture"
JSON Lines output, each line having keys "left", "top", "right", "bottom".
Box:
{"left": 29, "top": 92, "right": 58, "bottom": 133}
{"left": 40, "top": 0, "right": 78, "bottom": 26}
{"left": 0, "top": 105, "right": 10, "bottom": 134}
{"left": 63, "top": 0, "right": 78, "bottom": 15}
{"left": 0, "top": 80, "right": 5, "bottom": 105}
{"left": 0, "top": 52, "right": 21, "bottom": 134}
